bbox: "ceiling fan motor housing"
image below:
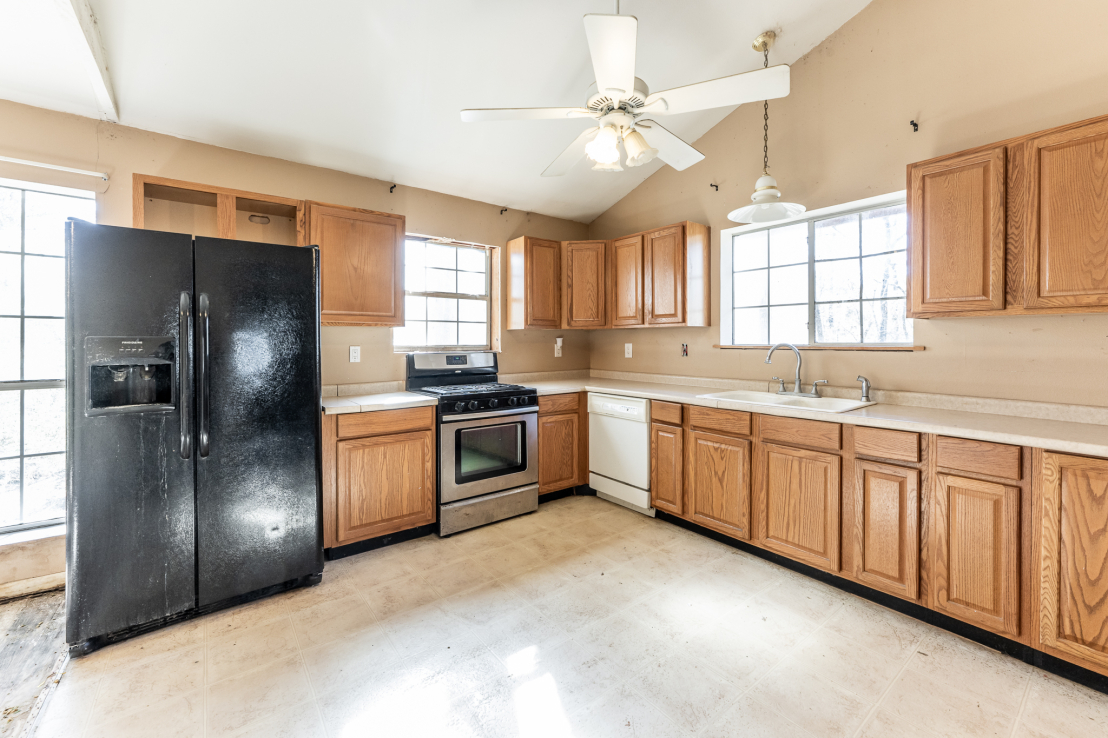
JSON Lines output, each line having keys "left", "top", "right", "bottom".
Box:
{"left": 587, "top": 77, "right": 650, "bottom": 114}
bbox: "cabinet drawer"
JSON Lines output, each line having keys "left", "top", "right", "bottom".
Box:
{"left": 651, "top": 400, "right": 683, "bottom": 426}
{"left": 687, "top": 406, "right": 751, "bottom": 436}
{"left": 538, "top": 393, "right": 580, "bottom": 414}
{"left": 853, "top": 426, "right": 920, "bottom": 463}
{"left": 760, "top": 415, "right": 841, "bottom": 451}
{"left": 936, "top": 436, "right": 1020, "bottom": 480}
{"left": 337, "top": 406, "right": 435, "bottom": 439}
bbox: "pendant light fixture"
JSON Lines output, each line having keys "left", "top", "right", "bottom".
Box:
{"left": 728, "top": 32, "right": 805, "bottom": 224}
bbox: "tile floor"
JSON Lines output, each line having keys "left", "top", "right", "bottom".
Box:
{"left": 31, "top": 495, "right": 1108, "bottom": 737}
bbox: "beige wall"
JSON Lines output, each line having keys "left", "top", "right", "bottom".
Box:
{"left": 0, "top": 99, "right": 591, "bottom": 386}
{"left": 588, "top": 0, "right": 1108, "bottom": 407}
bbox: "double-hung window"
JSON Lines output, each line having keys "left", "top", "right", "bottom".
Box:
{"left": 1, "top": 179, "right": 95, "bottom": 532}
{"left": 393, "top": 237, "right": 492, "bottom": 351}
{"left": 723, "top": 194, "right": 912, "bottom": 347}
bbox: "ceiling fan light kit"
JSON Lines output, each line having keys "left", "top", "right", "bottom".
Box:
{"left": 622, "top": 128, "right": 658, "bottom": 167}
{"left": 585, "top": 124, "right": 621, "bottom": 164}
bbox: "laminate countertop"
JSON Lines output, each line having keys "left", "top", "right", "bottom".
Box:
{"left": 322, "top": 392, "right": 437, "bottom": 416}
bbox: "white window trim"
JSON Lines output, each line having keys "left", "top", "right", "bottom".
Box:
{"left": 720, "top": 190, "right": 913, "bottom": 349}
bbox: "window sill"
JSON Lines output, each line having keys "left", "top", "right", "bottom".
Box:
{"left": 714, "top": 344, "right": 924, "bottom": 352}
{"left": 0, "top": 522, "right": 65, "bottom": 549}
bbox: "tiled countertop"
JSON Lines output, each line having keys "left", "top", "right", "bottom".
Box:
{"left": 322, "top": 391, "right": 437, "bottom": 415}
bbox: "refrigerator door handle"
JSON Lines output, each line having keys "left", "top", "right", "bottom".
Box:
{"left": 197, "top": 293, "right": 210, "bottom": 458}
{"left": 179, "top": 292, "right": 192, "bottom": 459}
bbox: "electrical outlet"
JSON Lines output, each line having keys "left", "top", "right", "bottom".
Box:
{"left": 624, "top": 343, "right": 633, "bottom": 359}
{"left": 681, "top": 343, "right": 688, "bottom": 357}
{"left": 554, "top": 344, "right": 562, "bottom": 358}
{"left": 349, "top": 345, "right": 361, "bottom": 362}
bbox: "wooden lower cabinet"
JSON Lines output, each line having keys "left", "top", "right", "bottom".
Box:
{"left": 850, "top": 460, "right": 920, "bottom": 601}
{"left": 758, "top": 443, "right": 841, "bottom": 572}
{"left": 931, "top": 474, "right": 1021, "bottom": 637}
{"left": 336, "top": 429, "right": 435, "bottom": 544}
{"left": 539, "top": 412, "right": 579, "bottom": 492}
{"left": 650, "top": 422, "right": 683, "bottom": 515}
{"left": 686, "top": 430, "right": 751, "bottom": 539}
{"left": 1036, "top": 452, "right": 1108, "bottom": 674}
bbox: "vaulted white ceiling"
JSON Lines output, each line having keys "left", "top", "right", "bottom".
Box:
{"left": 0, "top": 1, "right": 872, "bottom": 222}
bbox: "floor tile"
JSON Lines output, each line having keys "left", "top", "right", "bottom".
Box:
{"left": 751, "top": 663, "right": 872, "bottom": 738}
{"left": 90, "top": 644, "right": 205, "bottom": 725}
{"left": 759, "top": 575, "right": 847, "bottom": 625}
{"left": 85, "top": 688, "right": 204, "bottom": 738}
{"left": 288, "top": 591, "right": 378, "bottom": 649}
{"left": 909, "top": 631, "right": 1033, "bottom": 710}
{"left": 421, "top": 558, "right": 495, "bottom": 599}
{"left": 510, "top": 638, "right": 619, "bottom": 713}
{"left": 84, "top": 619, "right": 204, "bottom": 673}
{"left": 878, "top": 666, "right": 1016, "bottom": 737}
{"left": 341, "top": 546, "right": 419, "bottom": 589}
{"left": 857, "top": 707, "right": 941, "bottom": 737}
{"left": 1017, "top": 671, "right": 1108, "bottom": 737}
{"left": 364, "top": 571, "right": 440, "bottom": 617}
{"left": 783, "top": 626, "right": 906, "bottom": 702}
{"left": 573, "top": 612, "right": 677, "bottom": 676}
{"left": 206, "top": 616, "right": 299, "bottom": 684}
{"left": 822, "top": 597, "right": 930, "bottom": 661}
{"left": 379, "top": 602, "right": 474, "bottom": 658}
{"left": 574, "top": 682, "right": 690, "bottom": 738}
{"left": 532, "top": 581, "right": 618, "bottom": 634}
{"left": 228, "top": 705, "right": 328, "bottom": 738}
{"left": 300, "top": 618, "right": 401, "bottom": 694}
{"left": 474, "top": 604, "right": 571, "bottom": 666}
{"left": 205, "top": 654, "right": 314, "bottom": 735}
{"left": 204, "top": 594, "right": 292, "bottom": 637}
{"left": 702, "top": 693, "right": 814, "bottom": 738}
{"left": 634, "top": 648, "right": 738, "bottom": 732}
{"left": 520, "top": 530, "right": 586, "bottom": 559}
{"left": 440, "top": 580, "right": 528, "bottom": 627}
{"left": 468, "top": 541, "right": 546, "bottom": 579}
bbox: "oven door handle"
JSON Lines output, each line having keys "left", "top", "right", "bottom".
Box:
{"left": 441, "top": 407, "right": 538, "bottom": 423}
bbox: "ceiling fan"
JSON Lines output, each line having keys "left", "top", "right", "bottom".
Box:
{"left": 460, "top": 13, "right": 790, "bottom": 176}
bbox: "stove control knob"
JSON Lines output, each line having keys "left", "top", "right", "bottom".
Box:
{"left": 489, "top": 398, "right": 499, "bottom": 408}
{"left": 454, "top": 402, "right": 465, "bottom": 412}
{"left": 518, "top": 396, "right": 530, "bottom": 406}
{"left": 508, "top": 397, "right": 518, "bottom": 406}
{"left": 468, "top": 400, "right": 479, "bottom": 410}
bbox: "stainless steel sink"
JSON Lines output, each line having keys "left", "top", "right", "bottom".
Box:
{"left": 696, "top": 389, "right": 875, "bottom": 414}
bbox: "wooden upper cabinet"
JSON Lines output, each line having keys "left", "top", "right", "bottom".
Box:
{"left": 850, "top": 460, "right": 920, "bottom": 601}
{"left": 908, "top": 146, "right": 1006, "bottom": 316}
{"left": 758, "top": 443, "right": 841, "bottom": 572}
{"left": 650, "top": 422, "right": 684, "bottom": 515}
{"left": 507, "top": 236, "right": 561, "bottom": 329}
{"left": 1012, "top": 118, "right": 1108, "bottom": 308}
{"left": 644, "top": 225, "right": 686, "bottom": 324}
{"left": 930, "top": 474, "right": 1020, "bottom": 637}
{"left": 306, "top": 202, "right": 405, "bottom": 327}
{"left": 538, "top": 412, "right": 578, "bottom": 492}
{"left": 687, "top": 430, "right": 752, "bottom": 540}
{"left": 563, "top": 241, "right": 606, "bottom": 328}
{"left": 1037, "top": 452, "right": 1108, "bottom": 674}
{"left": 610, "top": 234, "right": 644, "bottom": 326}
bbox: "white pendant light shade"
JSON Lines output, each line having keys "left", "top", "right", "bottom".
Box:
{"left": 585, "top": 125, "right": 620, "bottom": 164}
{"left": 622, "top": 129, "right": 658, "bottom": 167}
{"left": 728, "top": 173, "right": 806, "bottom": 224}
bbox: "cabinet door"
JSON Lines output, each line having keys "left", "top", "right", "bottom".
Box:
{"left": 336, "top": 429, "right": 434, "bottom": 544}
{"left": 1014, "top": 118, "right": 1108, "bottom": 308}
{"left": 908, "top": 147, "right": 1006, "bottom": 315}
{"left": 650, "top": 422, "right": 684, "bottom": 515}
{"left": 687, "top": 430, "right": 751, "bottom": 539}
{"left": 539, "top": 412, "right": 578, "bottom": 492}
{"left": 610, "top": 234, "right": 644, "bottom": 326}
{"left": 527, "top": 238, "right": 562, "bottom": 328}
{"left": 931, "top": 474, "right": 1020, "bottom": 636}
{"left": 563, "top": 240, "right": 606, "bottom": 328}
{"left": 1037, "top": 453, "right": 1108, "bottom": 671}
{"left": 644, "top": 225, "right": 685, "bottom": 324}
{"left": 309, "top": 203, "right": 405, "bottom": 326}
{"left": 851, "top": 460, "right": 920, "bottom": 601}
{"left": 759, "top": 443, "right": 841, "bottom": 571}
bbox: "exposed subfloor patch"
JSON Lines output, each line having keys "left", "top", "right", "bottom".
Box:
{"left": 0, "top": 589, "right": 66, "bottom": 738}
{"left": 28, "top": 497, "right": 1108, "bottom": 737}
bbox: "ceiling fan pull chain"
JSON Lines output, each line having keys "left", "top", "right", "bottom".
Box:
{"left": 763, "top": 46, "right": 770, "bottom": 174}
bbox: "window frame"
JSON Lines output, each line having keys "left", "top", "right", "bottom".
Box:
{"left": 0, "top": 180, "right": 95, "bottom": 534}
{"left": 392, "top": 236, "right": 496, "bottom": 353}
{"left": 720, "top": 191, "right": 914, "bottom": 349}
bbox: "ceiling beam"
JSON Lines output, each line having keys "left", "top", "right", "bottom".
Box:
{"left": 54, "top": 0, "right": 118, "bottom": 121}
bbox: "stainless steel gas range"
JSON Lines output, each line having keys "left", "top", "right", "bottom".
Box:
{"left": 406, "top": 352, "right": 539, "bottom": 535}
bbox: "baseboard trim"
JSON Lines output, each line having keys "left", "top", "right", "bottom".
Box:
{"left": 655, "top": 510, "right": 1108, "bottom": 695}
{"left": 325, "top": 523, "right": 437, "bottom": 561}
{"left": 0, "top": 572, "right": 65, "bottom": 603}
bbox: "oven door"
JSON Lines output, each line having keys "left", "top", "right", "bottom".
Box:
{"left": 440, "top": 408, "right": 538, "bottom": 504}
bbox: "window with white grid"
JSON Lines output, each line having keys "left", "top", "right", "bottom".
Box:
{"left": 393, "top": 238, "right": 491, "bottom": 350}
{"left": 725, "top": 199, "right": 912, "bottom": 346}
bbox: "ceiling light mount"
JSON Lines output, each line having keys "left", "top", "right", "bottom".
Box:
{"left": 752, "top": 31, "right": 776, "bottom": 53}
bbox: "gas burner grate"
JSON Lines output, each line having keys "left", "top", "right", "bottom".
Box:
{"left": 419, "top": 383, "right": 527, "bottom": 396}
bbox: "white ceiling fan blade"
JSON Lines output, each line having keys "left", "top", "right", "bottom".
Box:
{"left": 644, "top": 64, "right": 790, "bottom": 116}
{"left": 461, "top": 107, "right": 594, "bottom": 122}
{"left": 636, "top": 121, "right": 704, "bottom": 171}
{"left": 542, "top": 127, "right": 599, "bottom": 177}
{"left": 583, "top": 14, "right": 637, "bottom": 101}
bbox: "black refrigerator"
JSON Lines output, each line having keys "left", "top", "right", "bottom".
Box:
{"left": 64, "top": 221, "right": 323, "bottom": 654}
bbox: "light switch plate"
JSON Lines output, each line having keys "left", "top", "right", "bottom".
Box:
{"left": 624, "top": 343, "right": 632, "bottom": 358}
{"left": 349, "top": 346, "right": 361, "bottom": 362}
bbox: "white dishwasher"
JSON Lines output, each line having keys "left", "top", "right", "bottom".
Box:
{"left": 588, "top": 393, "right": 653, "bottom": 516}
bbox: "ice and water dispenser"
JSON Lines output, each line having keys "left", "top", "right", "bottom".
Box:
{"left": 85, "top": 336, "right": 176, "bottom": 415}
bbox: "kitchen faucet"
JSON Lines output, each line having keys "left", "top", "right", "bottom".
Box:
{"left": 765, "top": 343, "right": 827, "bottom": 397}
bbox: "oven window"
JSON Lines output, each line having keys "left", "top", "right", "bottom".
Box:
{"left": 456, "top": 422, "right": 525, "bottom": 483}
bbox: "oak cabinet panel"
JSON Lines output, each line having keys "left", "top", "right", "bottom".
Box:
{"left": 307, "top": 203, "right": 406, "bottom": 326}
{"left": 853, "top": 426, "right": 920, "bottom": 463}
{"left": 936, "top": 436, "right": 1021, "bottom": 481}
{"left": 538, "top": 393, "right": 579, "bottom": 415}
{"left": 336, "top": 429, "right": 434, "bottom": 544}
{"left": 644, "top": 225, "right": 685, "bottom": 324}
{"left": 610, "top": 235, "right": 644, "bottom": 326}
{"left": 563, "top": 240, "right": 607, "bottom": 328}
{"left": 687, "top": 406, "right": 751, "bottom": 436}
{"left": 650, "top": 422, "right": 684, "bottom": 515}
{"left": 759, "top": 415, "right": 841, "bottom": 451}
{"left": 687, "top": 431, "right": 752, "bottom": 539}
{"left": 507, "top": 236, "right": 561, "bottom": 329}
{"left": 650, "top": 400, "right": 683, "bottom": 427}
{"left": 908, "top": 146, "right": 1006, "bottom": 315}
{"left": 539, "top": 412, "right": 578, "bottom": 492}
{"left": 1037, "top": 453, "right": 1108, "bottom": 672}
{"left": 851, "top": 460, "right": 920, "bottom": 601}
{"left": 931, "top": 474, "right": 1020, "bottom": 637}
{"left": 759, "top": 443, "right": 841, "bottom": 571}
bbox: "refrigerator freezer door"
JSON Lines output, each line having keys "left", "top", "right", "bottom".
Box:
{"left": 65, "top": 221, "right": 196, "bottom": 645}
{"left": 193, "top": 237, "right": 322, "bottom": 606}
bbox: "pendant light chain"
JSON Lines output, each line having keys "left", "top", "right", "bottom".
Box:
{"left": 762, "top": 46, "right": 770, "bottom": 175}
